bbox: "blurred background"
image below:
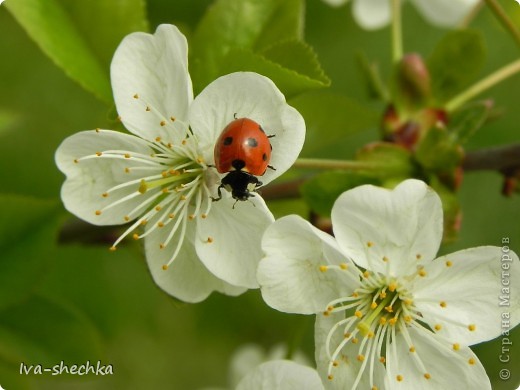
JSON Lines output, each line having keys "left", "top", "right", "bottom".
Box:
{"left": 0, "top": 0, "right": 519, "bottom": 388}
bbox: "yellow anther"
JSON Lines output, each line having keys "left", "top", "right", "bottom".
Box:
{"left": 167, "top": 143, "right": 173, "bottom": 148}
{"left": 339, "top": 263, "right": 348, "bottom": 270}
{"left": 170, "top": 116, "right": 176, "bottom": 122}
{"left": 409, "top": 346, "right": 415, "bottom": 353}
{"left": 355, "top": 310, "right": 363, "bottom": 318}
{"left": 162, "top": 188, "right": 169, "bottom": 193}
{"left": 124, "top": 153, "right": 130, "bottom": 159}
{"left": 371, "top": 302, "right": 377, "bottom": 309}
{"left": 182, "top": 139, "right": 187, "bottom": 145}
{"left": 396, "top": 375, "right": 403, "bottom": 382}
{"left": 352, "top": 292, "right": 359, "bottom": 298}
{"left": 440, "top": 301, "right": 447, "bottom": 308}
{"left": 404, "top": 315, "right": 412, "bottom": 323}
{"left": 168, "top": 213, "right": 175, "bottom": 219}
{"left": 197, "top": 156, "right": 204, "bottom": 164}
{"left": 389, "top": 317, "right": 397, "bottom": 325}
{"left": 201, "top": 213, "right": 207, "bottom": 219}
{"left": 323, "top": 311, "right": 330, "bottom": 317}
{"left": 332, "top": 360, "right": 339, "bottom": 367}
{"left": 73, "top": 159, "right": 79, "bottom": 163}
{"left": 363, "top": 271, "right": 370, "bottom": 278}
{"left": 102, "top": 192, "right": 109, "bottom": 198}
{"left": 468, "top": 324, "right": 476, "bottom": 331}
{"left": 181, "top": 195, "right": 187, "bottom": 201}
{"left": 124, "top": 215, "right": 130, "bottom": 222}
{"left": 418, "top": 269, "right": 427, "bottom": 277}
{"left": 95, "top": 210, "right": 102, "bottom": 216}
{"left": 446, "top": 260, "right": 453, "bottom": 267}
{"left": 116, "top": 116, "right": 122, "bottom": 122}
{"left": 145, "top": 106, "right": 151, "bottom": 112}
{"left": 95, "top": 128, "right": 100, "bottom": 133}
{"left": 327, "top": 375, "right": 333, "bottom": 380}
{"left": 379, "top": 357, "right": 386, "bottom": 363}
{"left": 159, "top": 244, "right": 165, "bottom": 249}
{"left": 453, "top": 343, "right": 460, "bottom": 351}
{"left": 416, "top": 253, "right": 422, "bottom": 260}
{"left": 388, "top": 283, "right": 397, "bottom": 292}
{"left": 379, "top": 291, "right": 387, "bottom": 299}
{"left": 379, "top": 317, "right": 387, "bottom": 325}
{"left": 133, "top": 93, "right": 139, "bottom": 99}
{"left": 160, "top": 120, "right": 166, "bottom": 126}
{"left": 206, "top": 237, "right": 214, "bottom": 243}
{"left": 125, "top": 167, "right": 130, "bottom": 173}
{"left": 162, "top": 264, "right": 168, "bottom": 270}
{"left": 155, "top": 137, "right": 162, "bottom": 142}
{"left": 367, "top": 331, "right": 374, "bottom": 338}
{"left": 424, "top": 373, "right": 431, "bottom": 379}
{"left": 404, "top": 299, "right": 413, "bottom": 305}
{"left": 382, "top": 256, "right": 389, "bottom": 262}
{"left": 132, "top": 233, "right": 139, "bottom": 240}
{"left": 367, "top": 241, "right": 374, "bottom": 247}
{"left": 434, "top": 324, "right": 442, "bottom": 331}
{"left": 109, "top": 246, "right": 116, "bottom": 252}
{"left": 385, "top": 305, "right": 393, "bottom": 313}
{"left": 140, "top": 219, "right": 148, "bottom": 226}
{"left": 468, "top": 358, "right": 475, "bottom": 365}
{"left": 372, "top": 387, "right": 378, "bottom": 390}
{"left": 188, "top": 214, "right": 195, "bottom": 220}
{"left": 169, "top": 169, "right": 178, "bottom": 175}
{"left": 96, "top": 152, "right": 102, "bottom": 156}
{"left": 351, "top": 338, "right": 358, "bottom": 344}
{"left": 319, "top": 265, "right": 328, "bottom": 272}
{"left": 157, "top": 222, "right": 164, "bottom": 228}
{"left": 155, "top": 206, "right": 162, "bottom": 212}
{"left": 357, "top": 354, "right": 365, "bottom": 361}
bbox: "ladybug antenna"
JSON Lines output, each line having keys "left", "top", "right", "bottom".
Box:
{"left": 232, "top": 199, "right": 239, "bottom": 209}
{"left": 246, "top": 198, "right": 256, "bottom": 208}
{"left": 233, "top": 112, "right": 238, "bottom": 119}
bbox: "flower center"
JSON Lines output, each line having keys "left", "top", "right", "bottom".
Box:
{"left": 74, "top": 127, "right": 214, "bottom": 270}
{"left": 322, "top": 269, "right": 423, "bottom": 389}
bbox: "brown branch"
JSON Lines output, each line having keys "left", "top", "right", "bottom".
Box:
{"left": 462, "top": 143, "right": 520, "bottom": 172}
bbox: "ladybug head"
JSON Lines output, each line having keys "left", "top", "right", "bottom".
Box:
{"left": 221, "top": 170, "right": 262, "bottom": 202}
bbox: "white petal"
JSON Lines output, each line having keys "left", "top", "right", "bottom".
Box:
{"left": 195, "top": 195, "right": 274, "bottom": 289}
{"left": 322, "top": 0, "right": 349, "bottom": 6}
{"left": 236, "top": 360, "right": 324, "bottom": 390}
{"left": 331, "top": 179, "right": 443, "bottom": 276}
{"left": 145, "top": 222, "right": 246, "bottom": 303}
{"left": 411, "top": 0, "right": 479, "bottom": 27}
{"left": 413, "top": 246, "right": 520, "bottom": 345}
{"left": 111, "top": 24, "right": 193, "bottom": 144}
{"left": 314, "top": 313, "right": 387, "bottom": 389}
{"left": 386, "top": 326, "right": 491, "bottom": 389}
{"left": 258, "top": 215, "right": 359, "bottom": 314}
{"left": 352, "top": 0, "right": 392, "bottom": 30}
{"left": 229, "top": 344, "right": 268, "bottom": 388}
{"left": 55, "top": 130, "right": 160, "bottom": 225}
{"left": 189, "top": 72, "right": 305, "bottom": 185}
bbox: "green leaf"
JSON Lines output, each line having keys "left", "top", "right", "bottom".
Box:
{"left": 190, "top": 0, "right": 305, "bottom": 91}
{"left": 290, "top": 91, "right": 379, "bottom": 158}
{"left": 356, "top": 142, "right": 416, "bottom": 181}
{"left": 415, "top": 126, "right": 464, "bottom": 172}
{"left": 0, "top": 195, "right": 62, "bottom": 311}
{"left": 5, "top": 0, "right": 148, "bottom": 104}
{"left": 356, "top": 52, "right": 389, "bottom": 101}
{"left": 428, "top": 30, "right": 486, "bottom": 103}
{"left": 449, "top": 100, "right": 492, "bottom": 144}
{"left": 301, "top": 171, "right": 380, "bottom": 217}
{"left": 221, "top": 41, "right": 330, "bottom": 99}
{"left": 0, "top": 294, "right": 103, "bottom": 367}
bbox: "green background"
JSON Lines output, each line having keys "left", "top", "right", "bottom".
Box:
{"left": 0, "top": 0, "right": 519, "bottom": 388}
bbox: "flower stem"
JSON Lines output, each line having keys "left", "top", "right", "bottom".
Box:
{"left": 445, "top": 59, "right": 520, "bottom": 112}
{"left": 484, "top": 0, "right": 520, "bottom": 48}
{"left": 459, "top": 1, "right": 484, "bottom": 28}
{"left": 293, "top": 158, "right": 381, "bottom": 170}
{"left": 391, "top": 0, "right": 403, "bottom": 63}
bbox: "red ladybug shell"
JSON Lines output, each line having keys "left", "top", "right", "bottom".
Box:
{"left": 214, "top": 118, "right": 272, "bottom": 176}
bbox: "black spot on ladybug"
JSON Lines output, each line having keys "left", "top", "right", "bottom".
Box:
{"left": 246, "top": 138, "right": 258, "bottom": 147}
{"left": 262, "top": 153, "right": 267, "bottom": 161}
{"left": 231, "top": 159, "right": 246, "bottom": 171}
{"left": 223, "top": 136, "right": 233, "bottom": 146}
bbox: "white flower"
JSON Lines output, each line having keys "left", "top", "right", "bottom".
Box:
{"left": 258, "top": 179, "right": 520, "bottom": 389}
{"left": 236, "top": 360, "right": 324, "bottom": 390}
{"left": 200, "top": 344, "right": 314, "bottom": 390}
{"left": 322, "top": 0, "right": 479, "bottom": 30}
{"left": 55, "top": 24, "right": 305, "bottom": 302}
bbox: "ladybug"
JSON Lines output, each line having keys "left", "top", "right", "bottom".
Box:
{"left": 212, "top": 117, "right": 275, "bottom": 202}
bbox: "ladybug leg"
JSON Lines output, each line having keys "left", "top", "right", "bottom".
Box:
{"left": 211, "top": 184, "right": 224, "bottom": 202}
{"left": 267, "top": 134, "right": 276, "bottom": 138}
{"left": 267, "top": 165, "right": 276, "bottom": 171}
